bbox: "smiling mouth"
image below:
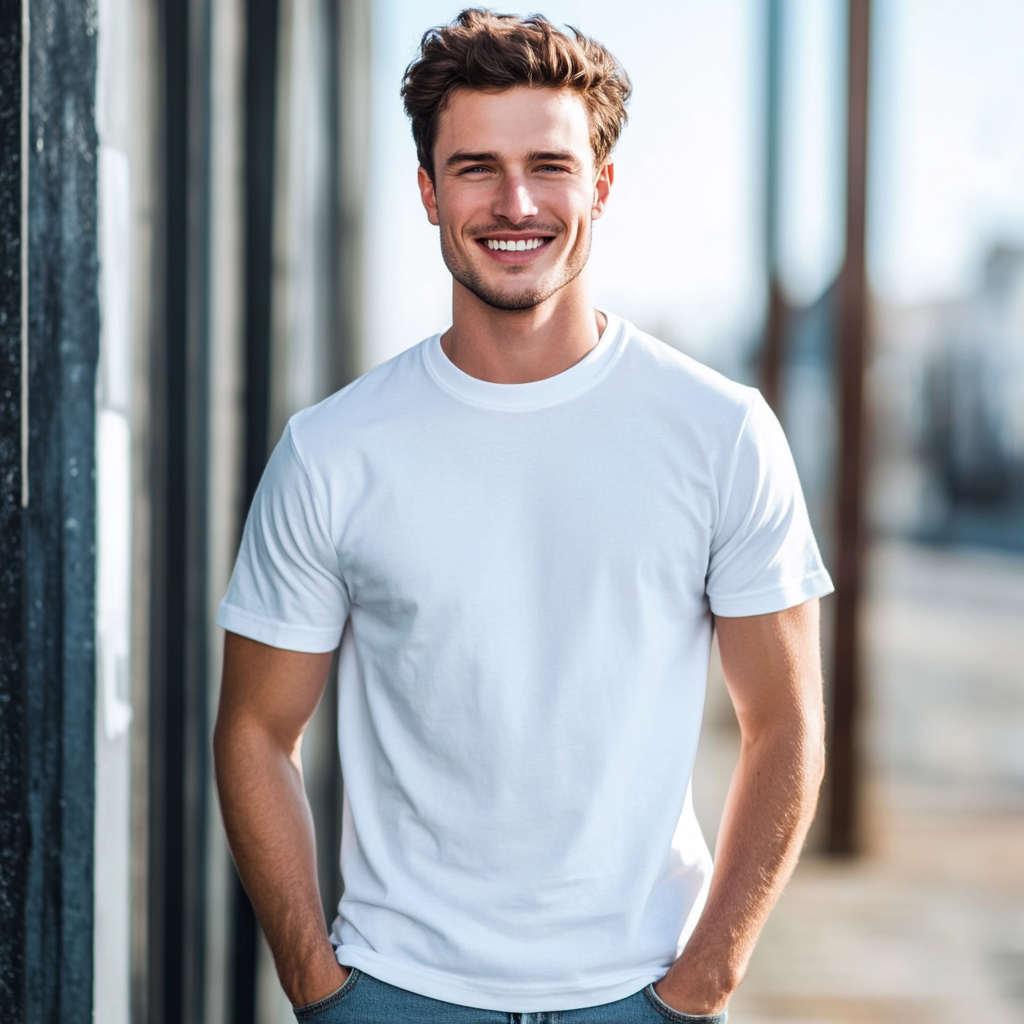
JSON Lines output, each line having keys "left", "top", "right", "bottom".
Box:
{"left": 476, "top": 236, "right": 554, "bottom": 253}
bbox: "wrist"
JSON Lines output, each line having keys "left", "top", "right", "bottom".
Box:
{"left": 654, "top": 959, "right": 737, "bottom": 1016}
{"left": 283, "top": 947, "right": 349, "bottom": 1008}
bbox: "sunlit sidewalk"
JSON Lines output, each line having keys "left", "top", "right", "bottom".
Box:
{"left": 694, "top": 541, "right": 1024, "bottom": 1024}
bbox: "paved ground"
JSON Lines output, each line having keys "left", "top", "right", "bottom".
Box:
{"left": 692, "top": 540, "right": 1024, "bottom": 1024}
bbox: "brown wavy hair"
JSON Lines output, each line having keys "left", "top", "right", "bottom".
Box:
{"left": 401, "top": 8, "right": 632, "bottom": 180}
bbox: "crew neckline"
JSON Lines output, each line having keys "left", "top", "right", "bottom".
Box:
{"left": 422, "top": 311, "right": 626, "bottom": 411}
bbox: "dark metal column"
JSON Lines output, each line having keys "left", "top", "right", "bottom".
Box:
{"left": 232, "top": 1, "right": 280, "bottom": 1021}
{"left": 0, "top": 0, "right": 99, "bottom": 1019}
{"left": 827, "top": 0, "right": 872, "bottom": 856}
{"left": 760, "top": 0, "right": 789, "bottom": 413}
{"left": 149, "top": 0, "right": 214, "bottom": 1018}
{"left": 242, "top": 0, "right": 279, "bottom": 508}
{"left": 0, "top": 2, "right": 28, "bottom": 1012}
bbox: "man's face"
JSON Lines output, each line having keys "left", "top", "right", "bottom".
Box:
{"left": 418, "top": 86, "right": 613, "bottom": 312}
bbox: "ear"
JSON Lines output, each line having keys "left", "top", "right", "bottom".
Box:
{"left": 591, "top": 161, "right": 614, "bottom": 221}
{"left": 418, "top": 165, "right": 440, "bottom": 226}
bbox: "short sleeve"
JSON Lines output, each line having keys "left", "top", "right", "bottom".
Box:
{"left": 706, "top": 394, "right": 833, "bottom": 617}
{"left": 217, "top": 423, "right": 350, "bottom": 652}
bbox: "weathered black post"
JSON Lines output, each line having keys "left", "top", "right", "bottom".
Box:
{"left": 760, "top": 0, "right": 789, "bottom": 414}
{"left": 230, "top": 1, "right": 280, "bottom": 1021}
{"left": 148, "top": 0, "right": 215, "bottom": 1019}
{"left": 0, "top": 2, "right": 27, "bottom": 1010}
{"left": 828, "top": 0, "right": 872, "bottom": 856}
{"left": 0, "top": 0, "right": 99, "bottom": 1019}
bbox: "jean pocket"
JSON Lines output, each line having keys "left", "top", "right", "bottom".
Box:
{"left": 293, "top": 968, "right": 362, "bottom": 1021}
{"left": 642, "top": 984, "right": 728, "bottom": 1024}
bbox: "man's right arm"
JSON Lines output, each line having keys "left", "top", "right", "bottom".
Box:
{"left": 213, "top": 631, "right": 348, "bottom": 1008}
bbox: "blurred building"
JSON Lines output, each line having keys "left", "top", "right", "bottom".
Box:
{"left": 871, "top": 243, "right": 1024, "bottom": 549}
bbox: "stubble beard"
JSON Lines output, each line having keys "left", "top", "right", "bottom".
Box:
{"left": 440, "top": 224, "right": 591, "bottom": 312}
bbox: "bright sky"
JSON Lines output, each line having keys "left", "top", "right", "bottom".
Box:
{"left": 363, "top": 0, "right": 1024, "bottom": 371}
{"left": 870, "top": 0, "right": 1024, "bottom": 305}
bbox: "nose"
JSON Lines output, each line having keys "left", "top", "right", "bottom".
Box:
{"left": 492, "top": 173, "right": 537, "bottom": 224}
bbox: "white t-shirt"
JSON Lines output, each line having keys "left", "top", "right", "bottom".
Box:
{"left": 218, "top": 312, "right": 833, "bottom": 1012}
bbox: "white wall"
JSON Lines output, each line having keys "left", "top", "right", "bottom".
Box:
{"left": 94, "top": 0, "right": 137, "bottom": 1018}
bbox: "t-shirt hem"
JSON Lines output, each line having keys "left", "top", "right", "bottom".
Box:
{"left": 216, "top": 602, "right": 342, "bottom": 653}
{"left": 709, "top": 569, "right": 834, "bottom": 618}
{"left": 333, "top": 947, "right": 661, "bottom": 1013}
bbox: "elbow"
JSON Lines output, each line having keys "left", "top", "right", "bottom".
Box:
{"left": 810, "top": 735, "right": 826, "bottom": 792}
{"left": 804, "top": 703, "right": 827, "bottom": 792}
{"left": 211, "top": 712, "right": 234, "bottom": 792}
{"left": 809, "top": 706, "right": 826, "bottom": 778}
{"left": 211, "top": 704, "right": 256, "bottom": 785}
{"left": 779, "top": 704, "right": 827, "bottom": 806}
{"left": 211, "top": 699, "right": 235, "bottom": 764}
{"left": 803, "top": 715, "right": 827, "bottom": 817}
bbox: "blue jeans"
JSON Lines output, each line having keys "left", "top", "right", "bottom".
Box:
{"left": 293, "top": 969, "right": 727, "bottom": 1024}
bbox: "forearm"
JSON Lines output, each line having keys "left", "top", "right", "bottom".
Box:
{"left": 658, "top": 717, "right": 824, "bottom": 1011}
{"left": 214, "top": 716, "right": 345, "bottom": 1006}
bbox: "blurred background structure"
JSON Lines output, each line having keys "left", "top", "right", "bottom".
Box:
{"left": 1, "top": 1, "right": 1023, "bottom": 1022}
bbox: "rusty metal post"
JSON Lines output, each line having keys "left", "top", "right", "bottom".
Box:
{"left": 760, "top": 0, "right": 788, "bottom": 413}
{"left": 827, "top": 0, "right": 872, "bottom": 855}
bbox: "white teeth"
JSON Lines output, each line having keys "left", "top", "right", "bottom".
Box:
{"left": 484, "top": 238, "right": 546, "bottom": 251}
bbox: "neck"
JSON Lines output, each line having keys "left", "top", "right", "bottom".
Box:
{"left": 441, "top": 274, "right": 606, "bottom": 384}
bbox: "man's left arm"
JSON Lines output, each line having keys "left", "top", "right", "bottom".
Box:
{"left": 655, "top": 598, "right": 826, "bottom": 1016}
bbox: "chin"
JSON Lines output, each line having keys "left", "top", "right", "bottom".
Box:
{"left": 441, "top": 230, "right": 590, "bottom": 312}
{"left": 457, "top": 259, "right": 586, "bottom": 313}
{"left": 467, "top": 275, "right": 564, "bottom": 312}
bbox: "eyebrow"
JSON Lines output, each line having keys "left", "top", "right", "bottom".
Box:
{"left": 444, "top": 150, "right": 581, "bottom": 168}
{"left": 445, "top": 151, "right": 498, "bottom": 167}
{"left": 526, "top": 151, "right": 579, "bottom": 165}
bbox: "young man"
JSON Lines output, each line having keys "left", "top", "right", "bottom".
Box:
{"left": 214, "top": 10, "right": 833, "bottom": 1023}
